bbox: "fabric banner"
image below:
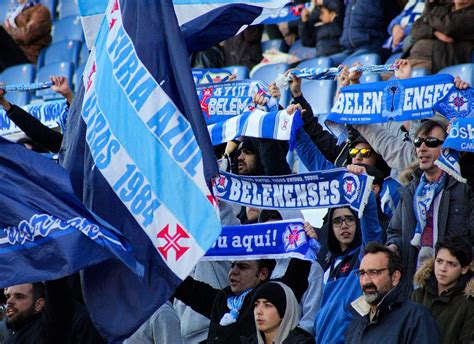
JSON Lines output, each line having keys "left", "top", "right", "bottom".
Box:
{"left": 203, "top": 219, "right": 314, "bottom": 261}
{"left": 326, "top": 74, "right": 454, "bottom": 124}
{"left": 442, "top": 118, "right": 474, "bottom": 152}
{"left": 0, "top": 100, "right": 67, "bottom": 136}
{"left": 192, "top": 68, "right": 233, "bottom": 85}
{"left": 207, "top": 108, "right": 303, "bottom": 147}
{"left": 0, "top": 137, "right": 143, "bottom": 288}
{"left": 197, "top": 80, "right": 278, "bottom": 125}
{"left": 213, "top": 169, "right": 374, "bottom": 217}
{"left": 261, "top": 2, "right": 311, "bottom": 24}
{"left": 432, "top": 86, "right": 474, "bottom": 120}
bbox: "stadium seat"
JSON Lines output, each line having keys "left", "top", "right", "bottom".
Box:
{"left": 36, "top": 62, "right": 74, "bottom": 100}
{"left": 297, "top": 57, "right": 334, "bottom": 70}
{"left": 223, "top": 65, "right": 249, "bottom": 80}
{"left": 52, "top": 15, "right": 84, "bottom": 43}
{"left": 44, "top": 40, "right": 81, "bottom": 67}
{"left": 289, "top": 40, "right": 317, "bottom": 62}
{"left": 385, "top": 52, "right": 403, "bottom": 65}
{"left": 58, "top": 0, "right": 79, "bottom": 19}
{"left": 39, "top": 0, "right": 58, "bottom": 20}
{"left": 1, "top": 64, "right": 36, "bottom": 106}
{"left": 79, "top": 43, "right": 90, "bottom": 65}
{"left": 301, "top": 79, "right": 336, "bottom": 115}
{"left": 251, "top": 63, "right": 289, "bottom": 84}
{"left": 360, "top": 74, "right": 381, "bottom": 83}
{"left": 261, "top": 39, "right": 288, "bottom": 53}
{"left": 36, "top": 48, "right": 46, "bottom": 70}
{"left": 411, "top": 68, "right": 429, "bottom": 77}
{"left": 73, "top": 63, "right": 85, "bottom": 90}
{"left": 0, "top": 0, "right": 12, "bottom": 24}
{"left": 438, "top": 63, "right": 474, "bottom": 85}
{"left": 342, "top": 53, "right": 381, "bottom": 67}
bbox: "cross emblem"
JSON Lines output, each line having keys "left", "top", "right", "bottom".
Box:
{"left": 346, "top": 181, "right": 353, "bottom": 193}
{"left": 288, "top": 229, "right": 300, "bottom": 246}
{"left": 156, "top": 224, "right": 190, "bottom": 261}
{"left": 200, "top": 87, "right": 214, "bottom": 118}
{"left": 340, "top": 262, "right": 350, "bottom": 273}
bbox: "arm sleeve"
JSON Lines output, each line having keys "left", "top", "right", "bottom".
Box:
{"left": 295, "top": 128, "right": 336, "bottom": 172}
{"left": 410, "top": 17, "right": 434, "bottom": 40}
{"left": 6, "top": 105, "right": 63, "bottom": 153}
{"left": 386, "top": 200, "right": 404, "bottom": 251}
{"left": 298, "top": 20, "right": 316, "bottom": 47}
{"left": 424, "top": 10, "right": 474, "bottom": 38}
{"left": 359, "top": 192, "right": 383, "bottom": 252}
{"left": 173, "top": 276, "right": 220, "bottom": 319}
{"left": 387, "top": 11, "right": 404, "bottom": 34}
{"left": 255, "top": 138, "right": 292, "bottom": 176}
{"left": 280, "top": 258, "right": 311, "bottom": 302}
{"left": 9, "top": 6, "right": 51, "bottom": 45}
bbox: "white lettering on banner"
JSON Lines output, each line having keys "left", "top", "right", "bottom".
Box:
{"left": 212, "top": 230, "right": 277, "bottom": 253}
{"left": 403, "top": 83, "right": 452, "bottom": 111}
{"left": 206, "top": 97, "right": 252, "bottom": 116}
{"left": 333, "top": 92, "right": 383, "bottom": 115}
{"left": 449, "top": 124, "right": 474, "bottom": 139}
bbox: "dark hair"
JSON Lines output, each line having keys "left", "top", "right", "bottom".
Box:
{"left": 435, "top": 236, "right": 472, "bottom": 267}
{"left": 31, "top": 282, "right": 45, "bottom": 302}
{"left": 16, "top": 137, "right": 49, "bottom": 153}
{"left": 363, "top": 242, "right": 403, "bottom": 275}
{"left": 257, "top": 259, "right": 276, "bottom": 280}
{"left": 258, "top": 210, "right": 282, "bottom": 223}
{"left": 415, "top": 120, "right": 447, "bottom": 139}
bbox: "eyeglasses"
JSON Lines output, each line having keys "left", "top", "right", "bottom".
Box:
{"left": 355, "top": 268, "right": 388, "bottom": 277}
{"left": 349, "top": 148, "right": 372, "bottom": 158}
{"left": 332, "top": 215, "right": 356, "bottom": 227}
{"left": 413, "top": 137, "right": 444, "bottom": 148}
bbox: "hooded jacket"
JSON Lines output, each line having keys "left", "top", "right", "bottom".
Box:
{"left": 412, "top": 259, "right": 474, "bottom": 344}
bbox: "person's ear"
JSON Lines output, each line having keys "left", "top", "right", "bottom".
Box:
{"left": 372, "top": 184, "right": 381, "bottom": 196}
{"left": 461, "top": 266, "right": 469, "bottom": 275}
{"left": 391, "top": 270, "right": 401, "bottom": 287}
{"left": 258, "top": 268, "right": 269, "bottom": 281}
{"left": 34, "top": 298, "right": 45, "bottom": 313}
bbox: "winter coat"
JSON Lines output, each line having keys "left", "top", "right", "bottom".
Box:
{"left": 412, "top": 259, "right": 474, "bottom": 344}
{"left": 223, "top": 26, "right": 263, "bottom": 70}
{"left": 386, "top": 170, "right": 474, "bottom": 293}
{"left": 345, "top": 284, "right": 441, "bottom": 344}
{"left": 240, "top": 327, "right": 315, "bottom": 344}
{"left": 299, "top": 20, "right": 343, "bottom": 57}
{"left": 5, "top": 4, "right": 51, "bottom": 63}
{"left": 339, "top": 0, "right": 398, "bottom": 51}
{"left": 173, "top": 259, "right": 311, "bottom": 344}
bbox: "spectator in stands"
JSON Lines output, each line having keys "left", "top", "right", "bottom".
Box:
{"left": 298, "top": 0, "right": 344, "bottom": 57}
{"left": 386, "top": 120, "right": 474, "bottom": 293}
{"left": 223, "top": 26, "right": 263, "bottom": 70}
{"left": 383, "top": 0, "right": 425, "bottom": 54}
{"left": 0, "top": 76, "right": 73, "bottom": 153}
{"left": 407, "top": 0, "right": 474, "bottom": 73}
{"left": 4, "top": 278, "right": 74, "bottom": 343}
{"left": 345, "top": 242, "right": 441, "bottom": 343}
{"left": 264, "top": 0, "right": 309, "bottom": 46}
{"left": 240, "top": 281, "right": 315, "bottom": 344}
{"left": 0, "top": 0, "right": 51, "bottom": 72}
{"left": 412, "top": 236, "right": 474, "bottom": 344}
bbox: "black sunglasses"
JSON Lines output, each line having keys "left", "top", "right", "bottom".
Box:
{"left": 413, "top": 137, "right": 444, "bottom": 148}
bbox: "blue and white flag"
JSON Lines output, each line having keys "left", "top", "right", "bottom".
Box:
{"left": 204, "top": 219, "right": 315, "bottom": 261}
{"left": 213, "top": 169, "right": 374, "bottom": 217}
{"left": 207, "top": 108, "right": 303, "bottom": 147}
{"left": 435, "top": 148, "right": 467, "bottom": 183}
{"left": 198, "top": 80, "right": 279, "bottom": 125}
{"left": 65, "top": 0, "right": 222, "bottom": 341}
{"left": 327, "top": 74, "right": 454, "bottom": 124}
{"left": 262, "top": 2, "right": 311, "bottom": 24}
{"left": 192, "top": 68, "right": 233, "bottom": 85}
{"left": 78, "top": 0, "right": 289, "bottom": 51}
{"left": 380, "top": 176, "right": 401, "bottom": 218}
{"left": 0, "top": 138, "right": 143, "bottom": 288}
{"left": 432, "top": 87, "right": 474, "bottom": 120}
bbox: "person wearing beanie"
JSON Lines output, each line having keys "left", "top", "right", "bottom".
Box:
{"left": 412, "top": 236, "right": 474, "bottom": 344}
{"left": 240, "top": 282, "right": 315, "bottom": 344}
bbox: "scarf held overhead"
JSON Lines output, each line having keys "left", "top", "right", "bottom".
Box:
{"left": 214, "top": 169, "right": 373, "bottom": 217}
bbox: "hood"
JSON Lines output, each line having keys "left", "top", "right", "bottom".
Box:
{"left": 237, "top": 137, "right": 264, "bottom": 175}
{"left": 326, "top": 207, "right": 361, "bottom": 256}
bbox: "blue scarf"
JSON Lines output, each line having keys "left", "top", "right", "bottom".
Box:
{"left": 0, "top": 81, "right": 53, "bottom": 92}
{"left": 6, "top": 0, "right": 38, "bottom": 29}
{"left": 432, "top": 86, "right": 474, "bottom": 120}
{"left": 220, "top": 288, "right": 253, "bottom": 326}
{"left": 412, "top": 172, "right": 447, "bottom": 247}
{"left": 192, "top": 68, "right": 232, "bottom": 85}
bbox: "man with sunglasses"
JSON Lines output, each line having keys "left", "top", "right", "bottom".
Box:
{"left": 386, "top": 119, "right": 474, "bottom": 293}
{"left": 345, "top": 242, "right": 441, "bottom": 343}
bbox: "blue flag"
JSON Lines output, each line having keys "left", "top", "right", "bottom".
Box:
{"left": 62, "top": 0, "right": 222, "bottom": 341}
{"left": 0, "top": 138, "right": 143, "bottom": 288}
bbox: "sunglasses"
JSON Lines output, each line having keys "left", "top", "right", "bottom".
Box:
{"left": 413, "top": 137, "right": 444, "bottom": 148}
{"left": 349, "top": 148, "right": 372, "bottom": 158}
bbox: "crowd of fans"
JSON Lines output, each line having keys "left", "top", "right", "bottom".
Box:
{"left": 0, "top": 0, "right": 473, "bottom": 343}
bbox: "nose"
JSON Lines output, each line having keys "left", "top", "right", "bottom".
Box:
{"left": 254, "top": 304, "right": 263, "bottom": 315}
{"left": 229, "top": 265, "right": 239, "bottom": 275}
{"left": 237, "top": 152, "right": 244, "bottom": 161}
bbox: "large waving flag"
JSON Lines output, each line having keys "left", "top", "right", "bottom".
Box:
{"left": 79, "top": 0, "right": 289, "bottom": 51}
{"left": 0, "top": 138, "right": 143, "bottom": 288}
{"left": 62, "top": 0, "right": 222, "bottom": 341}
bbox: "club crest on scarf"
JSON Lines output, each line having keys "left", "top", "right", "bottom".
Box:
{"left": 282, "top": 223, "right": 307, "bottom": 251}
{"left": 382, "top": 81, "right": 404, "bottom": 119}
{"left": 433, "top": 88, "right": 474, "bottom": 120}
{"left": 342, "top": 173, "right": 361, "bottom": 204}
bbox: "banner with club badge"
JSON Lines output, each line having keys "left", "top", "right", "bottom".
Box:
{"left": 442, "top": 118, "right": 474, "bottom": 152}
{"left": 203, "top": 219, "right": 314, "bottom": 261}
{"left": 326, "top": 74, "right": 454, "bottom": 124}
{"left": 192, "top": 68, "right": 233, "bottom": 85}
{"left": 197, "top": 80, "right": 278, "bottom": 125}
{"left": 432, "top": 86, "right": 474, "bottom": 120}
{"left": 213, "top": 169, "right": 374, "bottom": 217}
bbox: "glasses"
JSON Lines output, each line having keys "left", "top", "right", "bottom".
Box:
{"left": 355, "top": 268, "right": 388, "bottom": 277}
{"left": 349, "top": 148, "right": 372, "bottom": 158}
{"left": 413, "top": 137, "right": 444, "bottom": 148}
{"left": 332, "top": 215, "right": 356, "bottom": 227}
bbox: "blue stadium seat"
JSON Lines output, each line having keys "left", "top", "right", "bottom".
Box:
{"left": 52, "top": 15, "right": 84, "bottom": 43}
{"left": 297, "top": 57, "right": 334, "bottom": 70}
{"left": 385, "top": 52, "right": 403, "bottom": 65}
{"left": 411, "top": 68, "right": 429, "bottom": 77}
{"left": 36, "top": 48, "right": 46, "bottom": 70}
{"left": 58, "top": 0, "right": 79, "bottom": 19}
{"left": 44, "top": 40, "right": 81, "bottom": 67}
{"left": 342, "top": 53, "right": 381, "bottom": 67}
{"left": 251, "top": 63, "right": 289, "bottom": 84}
{"left": 438, "top": 63, "right": 474, "bottom": 85}
{"left": 39, "top": 0, "right": 58, "bottom": 20}
{"left": 289, "top": 40, "right": 317, "bottom": 62}
{"left": 360, "top": 74, "right": 381, "bottom": 83}
{"left": 36, "top": 62, "right": 74, "bottom": 100}
{"left": 79, "top": 43, "right": 89, "bottom": 65}
{"left": 223, "top": 65, "right": 249, "bottom": 80}
{"left": 261, "top": 39, "right": 288, "bottom": 53}
{"left": 73, "top": 63, "right": 85, "bottom": 90}
{"left": 301, "top": 80, "right": 336, "bottom": 115}
{"left": 0, "top": 1, "right": 12, "bottom": 24}
{"left": 1, "top": 64, "right": 36, "bottom": 106}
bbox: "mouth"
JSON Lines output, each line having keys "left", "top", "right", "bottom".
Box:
{"left": 256, "top": 319, "right": 264, "bottom": 325}
{"left": 229, "top": 279, "right": 239, "bottom": 286}
{"left": 340, "top": 232, "right": 351, "bottom": 238}
{"left": 418, "top": 155, "right": 431, "bottom": 163}
{"left": 5, "top": 308, "right": 15, "bottom": 317}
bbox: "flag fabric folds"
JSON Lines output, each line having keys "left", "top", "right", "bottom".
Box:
{"left": 62, "top": 0, "right": 222, "bottom": 341}
{"left": 0, "top": 138, "right": 143, "bottom": 289}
